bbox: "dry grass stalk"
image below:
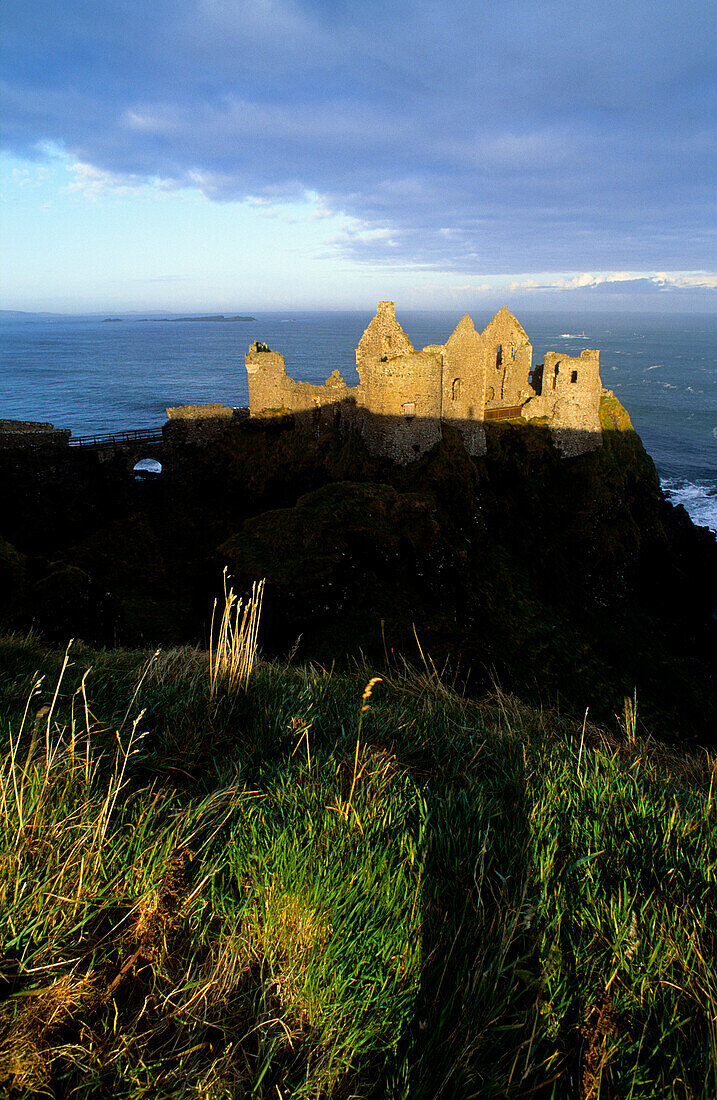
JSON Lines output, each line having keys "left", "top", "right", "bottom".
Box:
{"left": 143, "top": 645, "right": 208, "bottom": 686}
{"left": 370, "top": 624, "right": 465, "bottom": 708}
{"left": 209, "top": 571, "right": 265, "bottom": 699}
{"left": 622, "top": 690, "right": 638, "bottom": 744}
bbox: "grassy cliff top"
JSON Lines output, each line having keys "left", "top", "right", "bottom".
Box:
{"left": 1, "top": 635, "right": 716, "bottom": 1098}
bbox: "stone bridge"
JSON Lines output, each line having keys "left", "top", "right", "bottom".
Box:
{"left": 69, "top": 426, "right": 168, "bottom": 474}
{"left": 1, "top": 408, "right": 254, "bottom": 482}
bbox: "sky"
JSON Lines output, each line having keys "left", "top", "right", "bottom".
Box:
{"left": 2, "top": 0, "right": 715, "bottom": 313}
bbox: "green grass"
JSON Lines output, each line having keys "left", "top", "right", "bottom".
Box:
{"left": 0, "top": 637, "right": 715, "bottom": 1097}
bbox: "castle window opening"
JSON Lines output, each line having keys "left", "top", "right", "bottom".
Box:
{"left": 571, "top": 370, "right": 578, "bottom": 383}
{"left": 509, "top": 345, "right": 515, "bottom": 360}
{"left": 452, "top": 378, "right": 461, "bottom": 401}
{"left": 496, "top": 344, "right": 503, "bottom": 367}
{"left": 402, "top": 402, "right": 415, "bottom": 418}
{"left": 487, "top": 386, "right": 495, "bottom": 401}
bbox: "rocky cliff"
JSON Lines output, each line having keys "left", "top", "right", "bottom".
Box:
{"left": 0, "top": 396, "right": 715, "bottom": 737}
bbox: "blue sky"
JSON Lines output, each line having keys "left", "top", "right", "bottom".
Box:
{"left": 2, "top": 0, "right": 715, "bottom": 312}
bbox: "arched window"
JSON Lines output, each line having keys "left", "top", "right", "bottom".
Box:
{"left": 571, "top": 370, "right": 578, "bottom": 383}
{"left": 452, "top": 378, "right": 461, "bottom": 401}
{"left": 496, "top": 344, "right": 503, "bottom": 367}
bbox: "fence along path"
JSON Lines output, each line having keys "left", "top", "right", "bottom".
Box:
{"left": 69, "top": 427, "right": 165, "bottom": 449}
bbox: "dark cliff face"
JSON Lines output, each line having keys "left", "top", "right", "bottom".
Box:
{"left": 215, "top": 417, "right": 717, "bottom": 736}
{"left": 0, "top": 402, "right": 715, "bottom": 737}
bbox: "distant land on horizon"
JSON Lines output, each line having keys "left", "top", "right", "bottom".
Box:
{"left": 142, "top": 314, "right": 256, "bottom": 323}
{"left": 0, "top": 310, "right": 257, "bottom": 323}
{"left": 1, "top": 305, "right": 716, "bottom": 323}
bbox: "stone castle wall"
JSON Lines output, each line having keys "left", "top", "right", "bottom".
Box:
{"left": 244, "top": 302, "right": 605, "bottom": 463}
{"left": 523, "top": 349, "right": 603, "bottom": 456}
{"left": 355, "top": 300, "right": 415, "bottom": 383}
{"left": 245, "top": 344, "right": 360, "bottom": 426}
{"left": 481, "top": 307, "right": 533, "bottom": 409}
{"left": 360, "top": 349, "right": 444, "bottom": 463}
{"left": 166, "top": 404, "right": 234, "bottom": 420}
{"left": 440, "top": 314, "right": 488, "bottom": 456}
{"left": 0, "top": 419, "right": 71, "bottom": 449}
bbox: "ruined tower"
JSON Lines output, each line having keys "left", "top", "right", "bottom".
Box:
{"left": 360, "top": 346, "right": 444, "bottom": 463}
{"left": 523, "top": 349, "right": 603, "bottom": 456}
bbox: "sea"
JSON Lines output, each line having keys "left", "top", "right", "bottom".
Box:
{"left": 1, "top": 309, "right": 715, "bottom": 532}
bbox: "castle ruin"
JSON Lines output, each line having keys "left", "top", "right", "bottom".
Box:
{"left": 245, "top": 302, "right": 605, "bottom": 463}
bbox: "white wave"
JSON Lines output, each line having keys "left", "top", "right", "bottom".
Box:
{"left": 662, "top": 479, "right": 717, "bottom": 532}
{"left": 559, "top": 333, "right": 589, "bottom": 339}
{"left": 646, "top": 364, "right": 662, "bottom": 370}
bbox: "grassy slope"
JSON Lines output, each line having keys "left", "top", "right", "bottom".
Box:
{"left": 1, "top": 636, "right": 716, "bottom": 1099}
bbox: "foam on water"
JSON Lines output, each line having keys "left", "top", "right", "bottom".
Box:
{"left": 662, "top": 479, "right": 717, "bottom": 532}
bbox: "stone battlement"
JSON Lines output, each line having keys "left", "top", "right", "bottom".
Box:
{"left": 245, "top": 303, "right": 605, "bottom": 463}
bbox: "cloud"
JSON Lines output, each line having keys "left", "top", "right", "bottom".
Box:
{"left": 511, "top": 271, "right": 717, "bottom": 294}
{"left": 2, "top": 0, "right": 716, "bottom": 275}
{"left": 428, "top": 270, "right": 717, "bottom": 294}
{"left": 408, "top": 270, "right": 717, "bottom": 311}
{"left": 65, "top": 160, "right": 150, "bottom": 197}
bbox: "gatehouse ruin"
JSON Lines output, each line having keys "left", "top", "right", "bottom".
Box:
{"left": 245, "top": 302, "right": 606, "bottom": 462}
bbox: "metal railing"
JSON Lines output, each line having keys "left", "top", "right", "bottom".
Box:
{"left": 69, "top": 427, "right": 165, "bottom": 449}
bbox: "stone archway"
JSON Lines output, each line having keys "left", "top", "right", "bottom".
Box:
{"left": 132, "top": 457, "right": 163, "bottom": 479}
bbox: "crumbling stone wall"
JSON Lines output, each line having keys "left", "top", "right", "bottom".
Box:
{"left": 438, "top": 315, "right": 488, "bottom": 456}
{"left": 0, "top": 419, "right": 71, "bottom": 449}
{"left": 355, "top": 300, "right": 414, "bottom": 384}
{"left": 481, "top": 308, "right": 533, "bottom": 409}
{"left": 165, "top": 403, "right": 236, "bottom": 444}
{"left": 244, "top": 302, "right": 604, "bottom": 464}
{"left": 523, "top": 350, "right": 603, "bottom": 456}
{"left": 166, "top": 404, "right": 234, "bottom": 421}
{"left": 163, "top": 403, "right": 234, "bottom": 445}
{"left": 245, "top": 343, "right": 359, "bottom": 429}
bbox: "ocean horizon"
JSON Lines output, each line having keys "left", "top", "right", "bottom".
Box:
{"left": 1, "top": 308, "right": 715, "bottom": 532}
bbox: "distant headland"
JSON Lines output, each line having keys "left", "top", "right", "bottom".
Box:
{"left": 137, "top": 314, "right": 256, "bottom": 323}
